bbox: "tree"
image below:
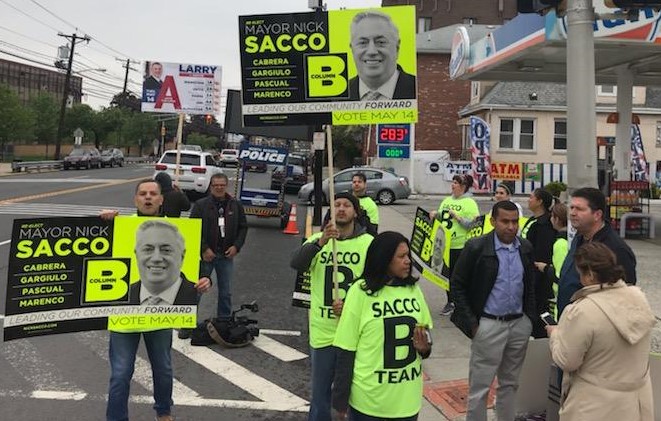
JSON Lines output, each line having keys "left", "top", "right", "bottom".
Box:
{"left": 0, "top": 84, "right": 34, "bottom": 160}
{"left": 186, "top": 132, "right": 219, "bottom": 150}
{"left": 28, "top": 93, "right": 59, "bottom": 146}
{"left": 110, "top": 91, "right": 141, "bottom": 112}
{"left": 122, "top": 112, "right": 157, "bottom": 155}
{"left": 331, "top": 125, "right": 366, "bottom": 168}
{"left": 63, "top": 104, "right": 97, "bottom": 147}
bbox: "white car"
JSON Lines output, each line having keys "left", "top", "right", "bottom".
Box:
{"left": 154, "top": 150, "right": 224, "bottom": 194}
{"left": 219, "top": 149, "right": 239, "bottom": 167}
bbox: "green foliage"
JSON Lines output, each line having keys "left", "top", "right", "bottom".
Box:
{"left": 544, "top": 181, "right": 567, "bottom": 198}
{"left": 186, "top": 133, "right": 219, "bottom": 150}
{"left": 331, "top": 125, "right": 366, "bottom": 168}
{"left": 28, "top": 93, "right": 59, "bottom": 145}
{"left": 0, "top": 84, "right": 34, "bottom": 146}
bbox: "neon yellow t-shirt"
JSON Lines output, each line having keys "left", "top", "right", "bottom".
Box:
{"left": 436, "top": 196, "right": 479, "bottom": 249}
{"left": 305, "top": 231, "right": 373, "bottom": 348}
{"left": 358, "top": 196, "right": 379, "bottom": 225}
{"left": 552, "top": 236, "right": 569, "bottom": 279}
{"left": 333, "top": 280, "right": 433, "bottom": 418}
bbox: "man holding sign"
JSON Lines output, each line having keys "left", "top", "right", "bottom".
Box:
{"left": 101, "top": 179, "right": 211, "bottom": 421}
{"left": 290, "top": 192, "right": 373, "bottom": 421}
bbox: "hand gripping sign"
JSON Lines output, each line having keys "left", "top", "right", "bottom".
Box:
{"left": 3, "top": 216, "right": 201, "bottom": 341}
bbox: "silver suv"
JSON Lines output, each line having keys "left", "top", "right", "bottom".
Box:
{"left": 154, "top": 150, "right": 224, "bottom": 194}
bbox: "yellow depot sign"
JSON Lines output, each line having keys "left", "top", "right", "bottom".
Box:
{"left": 491, "top": 162, "right": 522, "bottom": 181}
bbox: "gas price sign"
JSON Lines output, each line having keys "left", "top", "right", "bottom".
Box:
{"left": 377, "top": 124, "right": 411, "bottom": 144}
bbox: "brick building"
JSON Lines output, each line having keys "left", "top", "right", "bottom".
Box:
{"left": 0, "top": 58, "right": 82, "bottom": 106}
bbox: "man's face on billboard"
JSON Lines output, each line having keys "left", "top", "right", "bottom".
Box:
{"left": 150, "top": 63, "right": 163, "bottom": 79}
{"left": 350, "top": 16, "right": 400, "bottom": 89}
{"left": 135, "top": 225, "right": 184, "bottom": 293}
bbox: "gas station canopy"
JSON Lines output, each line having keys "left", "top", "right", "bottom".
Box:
{"left": 450, "top": 9, "right": 661, "bottom": 85}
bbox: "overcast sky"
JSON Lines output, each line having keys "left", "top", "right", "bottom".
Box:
{"left": 0, "top": 0, "right": 382, "bottom": 113}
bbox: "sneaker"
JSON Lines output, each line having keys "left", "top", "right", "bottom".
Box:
{"left": 439, "top": 302, "right": 455, "bottom": 316}
{"left": 177, "top": 328, "right": 192, "bottom": 340}
{"left": 156, "top": 416, "right": 174, "bottom": 421}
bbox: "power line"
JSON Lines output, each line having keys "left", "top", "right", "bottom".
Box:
{"left": 0, "top": 0, "right": 63, "bottom": 33}
{"left": 0, "top": 48, "right": 59, "bottom": 70}
{"left": 0, "top": 24, "right": 58, "bottom": 48}
{"left": 28, "top": 0, "right": 78, "bottom": 31}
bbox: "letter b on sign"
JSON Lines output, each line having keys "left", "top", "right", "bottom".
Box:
{"left": 83, "top": 258, "right": 131, "bottom": 304}
{"left": 383, "top": 316, "right": 417, "bottom": 369}
{"left": 306, "top": 54, "right": 348, "bottom": 98}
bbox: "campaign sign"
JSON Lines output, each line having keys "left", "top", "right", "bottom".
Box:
{"left": 4, "top": 216, "right": 201, "bottom": 341}
{"left": 141, "top": 61, "right": 222, "bottom": 115}
{"left": 409, "top": 207, "right": 450, "bottom": 290}
{"left": 239, "top": 6, "right": 417, "bottom": 126}
{"left": 292, "top": 271, "right": 311, "bottom": 309}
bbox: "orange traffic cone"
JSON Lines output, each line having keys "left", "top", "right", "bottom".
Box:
{"left": 283, "top": 203, "right": 300, "bottom": 235}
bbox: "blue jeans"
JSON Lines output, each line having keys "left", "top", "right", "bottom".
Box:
{"left": 308, "top": 346, "right": 337, "bottom": 421}
{"left": 107, "top": 330, "right": 173, "bottom": 421}
{"left": 201, "top": 255, "right": 234, "bottom": 318}
{"left": 349, "top": 407, "right": 418, "bottom": 421}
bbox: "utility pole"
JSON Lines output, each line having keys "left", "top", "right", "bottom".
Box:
{"left": 566, "top": 0, "right": 597, "bottom": 192}
{"left": 55, "top": 33, "right": 90, "bottom": 160}
{"left": 115, "top": 58, "right": 139, "bottom": 94}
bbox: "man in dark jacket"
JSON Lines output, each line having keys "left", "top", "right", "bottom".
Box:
{"left": 190, "top": 173, "right": 248, "bottom": 318}
{"left": 154, "top": 172, "right": 190, "bottom": 217}
{"left": 557, "top": 187, "right": 636, "bottom": 316}
{"left": 450, "top": 200, "right": 536, "bottom": 421}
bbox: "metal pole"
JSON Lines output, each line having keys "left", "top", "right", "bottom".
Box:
{"left": 614, "top": 65, "right": 633, "bottom": 181}
{"left": 409, "top": 123, "right": 416, "bottom": 193}
{"left": 566, "top": 0, "right": 597, "bottom": 192}
{"left": 54, "top": 34, "right": 77, "bottom": 161}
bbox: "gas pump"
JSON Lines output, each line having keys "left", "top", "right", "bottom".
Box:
{"left": 597, "top": 136, "right": 615, "bottom": 197}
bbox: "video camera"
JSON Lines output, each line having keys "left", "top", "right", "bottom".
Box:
{"left": 202, "top": 301, "right": 260, "bottom": 348}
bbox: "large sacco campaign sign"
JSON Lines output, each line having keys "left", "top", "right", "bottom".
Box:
{"left": 239, "top": 6, "right": 417, "bottom": 126}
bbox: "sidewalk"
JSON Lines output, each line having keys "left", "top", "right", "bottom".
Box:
{"left": 377, "top": 202, "right": 661, "bottom": 421}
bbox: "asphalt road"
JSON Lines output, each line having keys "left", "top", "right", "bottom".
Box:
{"left": 0, "top": 165, "right": 312, "bottom": 421}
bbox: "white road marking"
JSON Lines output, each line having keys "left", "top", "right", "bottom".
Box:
{"left": 259, "top": 329, "right": 301, "bottom": 336}
{"left": 172, "top": 335, "right": 308, "bottom": 410}
{"left": 31, "top": 390, "right": 87, "bottom": 400}
{"left": 76, "top": 331, "right": 201, "bottom": 401}
{"left": 251, "top": 334, "right": 307, "bottom": 362}
{"left": 0, "top": 390, "right": 308, "bottom": 411}
{"left": 2, "top": 340, "right": 84, "bottom": 393}
{"left": 0, "top": 203, "right": 137, "bottom": 217}
{"left": 0, "top": 240, "right": 9, "bottom": 246}
{"left": 0, "top": 179, "right": 124, "bottom": 183}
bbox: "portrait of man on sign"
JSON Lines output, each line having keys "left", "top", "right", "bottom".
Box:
{"left": 142, "top": 61, "right": 163, "bottom": 103}
{"left": 130, "top": 219, "right": 197, "bottom": 306}
{"left": 348, "top": 11, "right": 416, "bottom": 101}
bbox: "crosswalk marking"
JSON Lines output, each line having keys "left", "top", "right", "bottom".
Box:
{"left": 76, "top": 332, "right": 202, "bottom": 401}
{"left": 2, "top": 340, "right": 83, "bottom": 393}
{"left": 171, "top": 334, "right": 308, "bottom": 411}
{"left": 252, "top": 334, "right": 307, "bottom": 362}
{"left": 0, "top": 327, "right": 309, "bottom": 412}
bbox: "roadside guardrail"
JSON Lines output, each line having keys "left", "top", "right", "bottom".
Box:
{"left": 11, "top": 160, "right": 63, "bottom": 173}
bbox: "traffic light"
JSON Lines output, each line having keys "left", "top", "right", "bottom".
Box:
{"left": 517, "top": 0, "right": 563, "bottom": 13}
{"left": 604, "top": 0, "right": 661, "bottom": 7}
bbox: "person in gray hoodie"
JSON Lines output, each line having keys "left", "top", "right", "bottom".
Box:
{"left": 547, "top": 242, "right": 655, "bottom": 421}
{"left": 154, "top": 171, "right": 191, "bottom": 217}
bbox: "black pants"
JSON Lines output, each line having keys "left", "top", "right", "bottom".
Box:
{"left": 349, "top": 407, "right": 418, "bottom": 421}
{"left": 442, "top": 248, "right": 463, "bottom": 304}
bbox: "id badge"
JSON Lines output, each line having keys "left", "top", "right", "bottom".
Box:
{"left": 218, "top": 217, "right": 225, "bottom": 237}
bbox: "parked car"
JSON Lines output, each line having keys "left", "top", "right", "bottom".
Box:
{"left": 298, "top": 167, "right": 411, "bottom": 205}
{"left": 270, "top": 165, "right": 308, "bottom": 192}
{"left": 100, "top": 148, "right": 124, "bottom": 168}
{"left": 153, "top": 150, "right": 224, "bottom": 195}
{"left": 63, "top": 147, "right": 101, "bottom": 170}
{"left": 219, "top": 149, "right": 239, "bottom": 167}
